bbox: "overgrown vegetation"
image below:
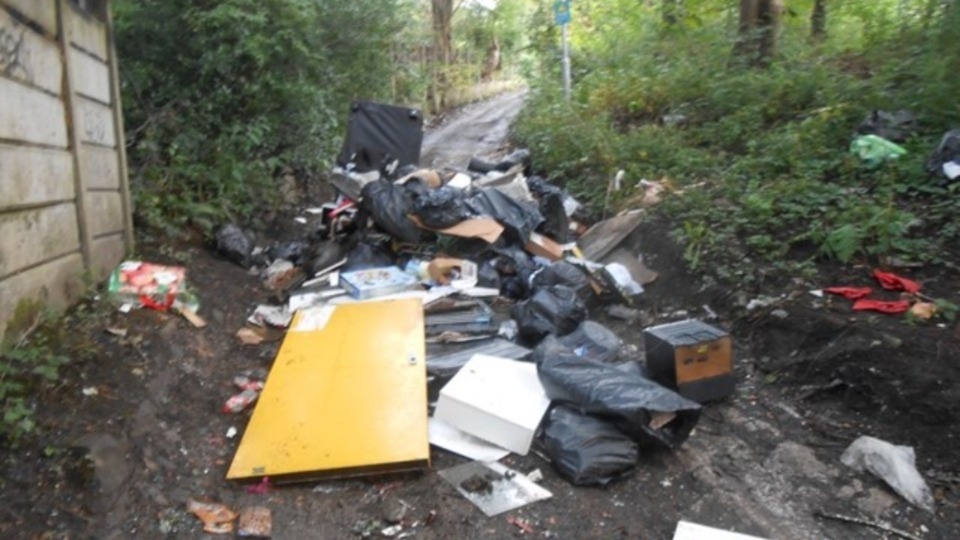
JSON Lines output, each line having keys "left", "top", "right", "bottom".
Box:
{"left": 114, "top": 0, "right": 533, "bottom": 236}
{"left": 514, "top": 0, "right": 960, "bottom": 286}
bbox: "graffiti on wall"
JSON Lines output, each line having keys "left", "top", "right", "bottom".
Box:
{"left": 0, "top": 18, "right": 32, "bottom": 83}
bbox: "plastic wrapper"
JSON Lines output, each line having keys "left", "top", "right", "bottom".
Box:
{"left": 557, "top": 321, "right": 623, "bottom": 363}
{"left": 215, "top": 224, "right": 256, "bottom": 268}
{"left": 542, "top": 405, "right": 638, "bottom": 486}
{"left": 414, "top": 186, "right": 475, "bottom": 229}
{"left": 531, "top": 261, "right": 595, "bottom": 305}
{"left": 510, "top": 286, "right": 586, "bottom": 344}
{"left": 467, "top": 188, "right": 544, "bottom": 244}
{"left": 536, "top": 338, "right": 701, "bottom": 450}
{"left": 360, "top": 180, "right": 422, "bottom": 243}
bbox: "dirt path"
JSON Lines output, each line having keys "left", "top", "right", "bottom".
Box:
{"left": 420, "top": 89, "right": 527, "bottom": 169}
{"left": 4, "top": 96, "right": 957, "bottom": 540}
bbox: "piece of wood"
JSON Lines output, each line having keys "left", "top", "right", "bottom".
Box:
{"left": 3, "top": 0, "right": 57, "bottom": 36}
{"left": 75, "top": 96, "right": 116, "bottom": 146}
{"left": 0, "top": 144, "right": 74, "bottom": 210}
{"left": 578, "top": 210, "right": 645, "bottom": 261}
{"left": 0, "top": 7, "right": 63, "bottom": 94}
{"left": 0, "top": 76, "right": 68, "bottom": 146}
{"left": 84, "top": 190, "right": 124, "bottom": 236}
{"left": 0, "top": 203, "right": 81, "bottom": 277}
{"left": 78, "top": 144, "right": 119, "bottom": 189}
{"left": 177, "top": 307, "right": 207, "bottom": 328}
{"left": 104, "top": 4, "right": 134, "bottom": 252}
{"left": 814, "top": 510, "right": 922, "bottom": 540}
{"left": 66, "top": 2, "right": 107, "bottom": 60}
{"left": 0, "top": 253, "right": 84, "bottom": 338}
{"left": 68, "top": 46, "right": 110, "bottom": 103}
{"left": 525, "top": 232, "right": 566, "bottom": 261}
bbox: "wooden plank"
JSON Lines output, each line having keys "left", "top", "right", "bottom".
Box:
{"left": 79, "top": 144, "right": 119, "bottom": 189}
{"left": 0, "top": 76, "right": 67, "bottom": 146}
{"left": 75, "top": 96, "right": 116, "bottom": 146}
{"left": 0, "top": 144, "right": 75, "bottom": 209}
{"left": 3, "top": 0, "right": 57, "bottom": 36}
{"left": 84, "top": 190, "right": 123, "bottom": 237}
{"left": 68, "top": 46, "right": 110, "bottom": 103}
{"left": 0, "top": 203, "right": 81, "bottom": 277}
{"left": 67, "top": 3, "right": 107, "bottom": 60}
{"left": 0, "top": 253, "right": 84, "bottom": 339}
{"left": 89, "top": 232, "right": 125, "bottom": 282}
{"left": 104, "top": 5, "right": 134, "bottom": 252}
{"left": 0, "top": 7, "right": 63, "bottom": 94}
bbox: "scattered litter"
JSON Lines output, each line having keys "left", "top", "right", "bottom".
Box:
{"left": 840, "top": 435, "right": 935, "bottom": 512}
{"left": 606, "top": 304, "right": 641, "bottom": 322}
{"left": 506, "top": 515, "right": 536, "bottom": 535}
{"left": 856, "top": 109, "right": 917, "bottom": 143}
{"left": 428, "top": 416, "right": 510, "bottom": 462}
{"left": 186, "top": 499, "right": 237, "bottom": 535}
{"left": 873, "top": 269, "right": 921, "bottom": 294}
{"left": 814, "top": 511, "right": 923, "bottom": 540}
{"left": 644, "top": 319, "right": 735, "bottom": 403}
{"left": 824, "top": 287, "right": 872, "bottom": 300}
{"left": 341, "top": 267, "right": 420, "bottom": 300}
{"left": 745, "top": 296, "right": 777, "bottom": 311}
{"left": 526, "top": 469, "right": 543, "bottom": 482}
{"left": 851, "top": 134, "right": 907, "bottom": 167}
{"left": 438, "top": 461, "right": 552, "bottom": 517}
{"left": 237, "top": 506, "right": 271, "bottom": 538}
{"left": 223, "top": 388, "right": 260, "bottom": 414}
{"left": 435, "top": 355, "right": 550, "bottom": 455}
{"left": 247, "top": 305, "right": 293, "bottom": 328}
{"left": 245, "top": 476, "right": 271, "bottom": 495}
{"left": 226, "top": 427, "right": 238, "bottom": 439}
{"left": 108, "top": 261, "right": 190, "bottom": 312}
{"left": 852, "top": 299, "right": 911, "bottom": 314}
{"left": 909, "top": 301, "right": 937, "bottom": 320}
{"left": 542, "top": 405, "right": 638, "bottom": 486}
{"left": 237, "top": 326, "right": 267, "bottom": 345}
{"left": 82, "top": 386, "right": 99, "bottom": 397}
{"left": 215, "top": 224, "right": 257, "bottom": 268}
{"left": 380, "top": 524, "right": 404, "bottom": 537}
{"left": 294, "top": 216, "right": 308, "bottom": 224}
{"left": 673, "top": 520, "right": 768, "bottom": 540}
{"left": 105, "top": 326, "right": 127, "bottom": 337}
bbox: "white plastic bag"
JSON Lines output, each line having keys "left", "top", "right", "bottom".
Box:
{"left": 840, "top": 436, "right": 934, "bottom": 512}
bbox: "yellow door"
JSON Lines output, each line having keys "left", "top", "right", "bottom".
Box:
{"left": 227, "top": 298, "right": 429, "bottom": 481}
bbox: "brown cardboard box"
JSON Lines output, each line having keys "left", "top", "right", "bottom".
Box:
{"left": 644, "top": 320, "right": 734, "bottom": 403}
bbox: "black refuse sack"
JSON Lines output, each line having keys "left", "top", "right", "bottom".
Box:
{"left": 467, "top": 157, "right": 497, "bottom": 174}
{"left": 558, "top": 321, "right": 623, "bottom": 363}
{"left": 527, "top": 176, "right": 569, "bottom": 242}
{"left": 360, "top": 180, "right": 422, "bottom": 244}
{"left": 496, "top": 149, "right": 532, "bottom": 174}
{"left": 856, "top": 109, "right": 917, "bottom": 143}
{"left": 532, "top": 261, "right": 595, "bottom": 305}
{"left": 414, "top": 186, "right": 475, "bottom": 229}
{"left": 511, "top": 286, "right": 587, "bottom": 344}
{"left": 537, "top": 338, "right": 701, "bottom": 450}
{"left": 266, "top": 240, "right": 311, "bottom": 267}
{"left": 467, "top": 188, "right": 544, "bottom": 244}
{"left": 926, "top": 129, "right": 960, "bottom": 182}
{"left": 215, "top": 224, "right": 256, "bottom": 268}
{"left": 542, "top": 405, "right": 639, "bottom": 487}
{"left": 307, "top": 241, "right": 347, "bottom": 275}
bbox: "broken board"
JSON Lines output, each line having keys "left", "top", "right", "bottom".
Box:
{"left": 578, "top": 210, "right": 645, "bottom": 261}
{"left": 227, "top": 298, "right": 429, "bottom": 482}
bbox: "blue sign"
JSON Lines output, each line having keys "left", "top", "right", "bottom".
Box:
{"left": 554, "top": 0, "right": 571, "bottom": 25}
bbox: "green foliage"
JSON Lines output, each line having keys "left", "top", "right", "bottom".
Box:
{"left": 0, "top": 307, "right": 70, "bottom": 444}
{"left": 514, "top": 0, "right": 960, "bottom": 285}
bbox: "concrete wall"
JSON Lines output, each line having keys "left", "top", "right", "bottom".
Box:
{"left": 0, "top": 0, "right": 132, "bottom": 338}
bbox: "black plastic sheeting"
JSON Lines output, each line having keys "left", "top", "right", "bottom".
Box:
{"left": 266, "top": 240, "right": 311, "bottom": 266}
{"left": 542, "top": 405, "right": 638, "bottom": 487}
{"left": 414, "top": 186, "right": 475, "bottom": 229}
{"left": 510, "top": 286, "right": 586, "bottom": 344}
{"left": 856, "top": 109, "right": 917, "bottom": 143}
{"left": 536, "top": 337, "right": 701, "bottom": 450}
{"left": 360, "top": 180, "right": 422, "bottom": 244}
{"left": 527, "top": 176, "right": 569, "bottom": 242}
{"left": 215, "top": 224, "right": 256, "bottom": 268}
{"left": 531, "top": 261, "right": 596, "bottom": 305}
{"left": 557, "top": 321, "right": 623, "bottom": 363}
{"left": 338, "top": 101, "right": 423, "bottom": 172}
{"left": 342, "top": 242, "right": 396, "bottom": 272}
{"left": 467, "top": 188, "right": 543, "bottom": 244}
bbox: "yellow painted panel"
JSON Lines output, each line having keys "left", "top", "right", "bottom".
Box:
{"left": 228, "top": 298, "right": 429, "bottom": 481}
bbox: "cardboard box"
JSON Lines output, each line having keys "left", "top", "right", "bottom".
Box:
{"left": 410, "top": 216, "right": 504, "bottom": 244}
{"left": 525, "top": 232, "right": 567, "bottom": 261}
{"left": 644, "top": 319, "right": 734, "bottom": 403}
{"left": 340, "top": 267, "right": 420, "bottom": 300}
{"left": 435, "top": 355, "right": 551, "bottom": 455}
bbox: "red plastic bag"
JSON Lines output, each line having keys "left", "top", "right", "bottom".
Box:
{"left": 824, "top": 287, "right": 873, "bottom": 300}
{"left": 852, "top": 299, "right": 911, "bottom": 314}
{"left": 873, "top": 270, "right": 920, "bottom": 294}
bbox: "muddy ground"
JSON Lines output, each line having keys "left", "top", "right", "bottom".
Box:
{"left": 2, "top": 92, "right": 959, "bottom": 540}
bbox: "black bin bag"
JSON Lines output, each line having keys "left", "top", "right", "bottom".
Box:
{"left": 510, "top": 286, "right": 586, "bottom": 344}
{"left": 543, "top": 405, "right": 639, "bottom": 487}
{"left": 531, "top": 261, "right": 595, "bottom": 305}
{"left": 557, "top": 321, "right": 623, "bottom": 363}
{"left": 360, "top": 180, "right": 422, "bottom": 244}
{"left": 537, "top": 338, "right": 701, "bottom": 450}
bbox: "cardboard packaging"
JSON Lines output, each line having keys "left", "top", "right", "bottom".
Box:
{"left": 644, "top": 319, "right": 734, "bottom": 403}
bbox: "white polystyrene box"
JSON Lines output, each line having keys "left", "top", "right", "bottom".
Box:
{"left": 434, "top": 354, "right": 551, "bottom": 455}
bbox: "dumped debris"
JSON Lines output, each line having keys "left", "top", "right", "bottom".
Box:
{"left": 438, "top": 461, "right": 552, "bottom": 517}
{"left": 186, "top": 499, "right": 237, "bottom": 535}
{"left": 542, "top": 405, "right": 638, "bottom": 486}
{"left": 840, "top": 436, "right": 935, "bottom": 513}
{"left": 644, "top": 319, "right": 734, "bottom": 403}
{"left": 237, "top": 506, "right": 272, "bottom": 538}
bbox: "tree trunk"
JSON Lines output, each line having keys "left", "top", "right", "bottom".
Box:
{"left": 811, "top": 0, "right": 826, "bottom": 42}
{"left": 430, "top": 0, "right": 454, "bottom": 112}
{"left": 733, "top": 0, "right": 781, "bottom": 68}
